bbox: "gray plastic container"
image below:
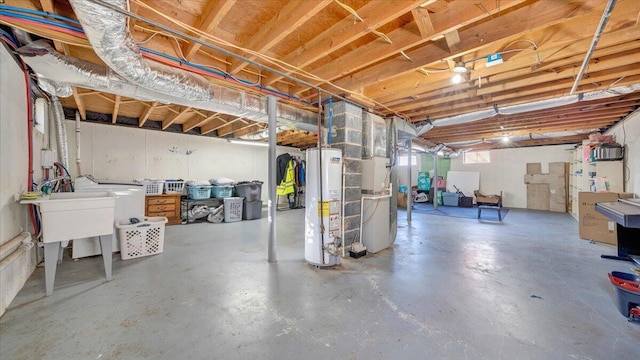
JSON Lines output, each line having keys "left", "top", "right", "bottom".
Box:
{"left": 442, "top": 192, "right": 460, "bottom": 206}
{"left": 242, "top": 200, "right": 263, "bottom": 220}
{"left": 235, "top": 181, "right": 263, "bottom": 202}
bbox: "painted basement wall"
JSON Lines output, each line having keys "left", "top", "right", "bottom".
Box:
{"left": 63, "top": 120, "right": 303, "bottom": 203}
{"left": 604, "top": 109, "right": 640, "bottom": 196}
{"left": 450, "top": 144, "right": 573, "bottom": 208}
{"left": 0, "top": 44, "right": 42, "bottom": 315}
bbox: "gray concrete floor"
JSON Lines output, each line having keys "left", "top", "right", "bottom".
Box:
{"left": 1, "top": 208, "right": 639, "bottom": 359}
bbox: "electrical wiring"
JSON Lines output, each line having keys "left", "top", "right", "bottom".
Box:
{"left": 4, "top": 2, "right": 412, "bottom": 120}
{"left": 0, "top": 4, "right": 80, "bottom": 25}
{"left": 371, "top": 29, "right": 392, "bottom": 44}
{"left": 0, "top": 8, "right": 307, "bottom": 103}
{"left": 1, "top": 29, "right": 39, "bottom": 235}
{"left": 334, "top": 0, "right": 364, "bottom": 22}
{"left": 130, "top": 0, "right": 412, "bottom": 120}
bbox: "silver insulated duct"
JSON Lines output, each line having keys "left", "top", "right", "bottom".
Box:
{"left": 68, "top": 0, "right": 213, "bottom": 102}
{"left": 18, "top": 41, "right": 317, "bottom": 129}
{"left": 37, "top": 78, "right": 72, "bottom": 170}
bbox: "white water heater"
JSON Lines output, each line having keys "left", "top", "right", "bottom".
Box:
{"left": 305, "top": 148, "right": 342, "bottom": 267}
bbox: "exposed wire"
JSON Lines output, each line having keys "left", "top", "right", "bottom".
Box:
{"left": 131, "top": 0, "right": 411, "bottom": 120}
{"left": 334, "top": 0, "right": 364, "bottom": 22}
{"left": 372, "top": 29, "right": 392, "bottom": 44}
{"left": 502, "top": 39, "right": 538, "bottom": 51}
{"left": 2, "top": 2, "right": 411, "bottom": 121}
{"left": 476, "top": 3, "right": 494, "bottom": 19}
{"left": 400, "top": 50, "right": 413, "bottom": 62}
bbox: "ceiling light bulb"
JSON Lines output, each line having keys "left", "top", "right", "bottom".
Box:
{"left": 502, "top": 135, "right": 510, "bottom": 143}
{"left": 451, "top": 73, "right": 463, "bottom": 84}
{"left": 453, "top": 61, "right": 467, "bottom": 73}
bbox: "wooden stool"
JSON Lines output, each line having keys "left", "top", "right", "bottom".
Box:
{"left": 478, "top": 205, "right": 502, "bottom": 221}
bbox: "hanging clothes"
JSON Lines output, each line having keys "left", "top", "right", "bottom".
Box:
{"left": 276, "top": 153, "right": 291, "bottom": 186}
{"left": 298, "top": 160, "right": 305, "bottom": 185}
{"left": 276, "top": 160, "right": 295, "bottom": 196}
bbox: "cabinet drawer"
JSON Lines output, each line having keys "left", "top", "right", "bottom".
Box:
{"left": 148, "top": 210, "right": 176, "bottom": 218}
{"left": 147, "top": 197, "right": 176, "bottom": 205}
{"left": 148, "top": 204, "right": 176, "bottom": 212}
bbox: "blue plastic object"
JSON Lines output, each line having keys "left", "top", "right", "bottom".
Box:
{"left": 398, "top": 185, "right": 408, "bottom": 194}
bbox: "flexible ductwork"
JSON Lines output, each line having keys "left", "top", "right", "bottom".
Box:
{"left": 36, "top": 77, "right": 71, "bottom": 169}
{"left": 432, "top": 108, "right": 498, "bottom": 127}
{"left": 68, "top": 0, "right": 213, "bottom": 102}
{"left": 428, "top": 84, "right": 639, "bottom": 130}
{"left": 444, "top": 129, "right": 595, "bottom": 147}
{"left": 37, "top": 78, "right": 73, "bottom": 99}
{"left": 17, "top": 41, "right": 317, "bottom": 129}
{"left": 51, "top": 96, "right": 69, "bottom": 169}
{"left": 498, "top": 95, "right": 579, "bottom": 115}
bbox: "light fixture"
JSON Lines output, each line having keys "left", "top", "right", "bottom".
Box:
{"left": 451, "top": 73, "right": 463, "bottom": 84}
{"left": 502, "top": 135, "right": 510, "bottom": 143}
{"left": 227, "top": 139, "right": 269, "bottom": 147}
{"left": 452, "top": 61, "right": 467, "bottom": 73}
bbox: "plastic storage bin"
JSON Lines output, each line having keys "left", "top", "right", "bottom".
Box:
{"left": 234, "top": 181, "right": 263, "bottom": 201}
{"left": 608, "top": 272, "right": 640, "bottom": 318}
{"left": 242, "top": 200, "right": 263, "bottom": 220}
{"left": 212, "top": 185, "right": 234, "bottom": 198}
{"left": 187, "top": 185, "right": 212, "bottom": 199}
{"left": 137, "top": 180, "right": 165, "bottom": 195}
{"left": 164, "top": 180, "right": 185, "bottom": 194}
{"left": 115, "top": 217, "right": 167, "bottom": 260}
{"left": 442, "top": 192, "right": 460, "bottom": 206}
{"left": 224, "top": 197, "right": 243, "bottom": 222}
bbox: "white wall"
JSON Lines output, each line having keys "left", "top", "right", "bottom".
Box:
{"left": 64, "top": 121, "right": 303, "bottom": 202}
{"left": 450, "top": 145, "right": 573, "bottom": 208}
{"left": 0, "top": 44, "right": 42, "bottom": 315}
{"left": 604, "top": 109, "right": 640, "bottom": 196}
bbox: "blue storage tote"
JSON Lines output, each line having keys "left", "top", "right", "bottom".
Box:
{"left": 442, "top": 192, "right": 460, "bottom": 206}
{"left": 212, "top": 185, "right": 234, "bottom": 198}
{"left": 187, "top": 185, "right": 212, "bottom": 200}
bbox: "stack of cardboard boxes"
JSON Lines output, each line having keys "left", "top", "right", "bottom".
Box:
{"left": 578, "top": 192, "right": 633, "bottom": 245}
{"left": 524, "top": 162, "right": 569, "bottom": 212}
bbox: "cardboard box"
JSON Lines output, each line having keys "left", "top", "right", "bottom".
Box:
{"left": 526, "top": 163, "right": 542, "bottom": 174}
{"left": 397, "top": 193, "right": 407, "bottom": 208}
{"left": 549, "top": 162, "right": 569, "bottom": 174}
{"left": 578, "top": 192, "right": 634, "bottom": 245}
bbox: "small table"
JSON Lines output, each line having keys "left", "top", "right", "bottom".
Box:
{"left": 478, "top": 205, "right": 503, "bottom": 221}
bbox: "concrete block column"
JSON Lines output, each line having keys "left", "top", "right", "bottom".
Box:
{"left": 324, "top": 101, "right": 362, "bottom": 246}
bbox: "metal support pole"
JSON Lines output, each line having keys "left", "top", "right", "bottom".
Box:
{"left": 407, "top": 140, "right": 412, "bottom": 222}
{"left": 267, "top": 95, "right": 277, "bottom": 263}
{"left": 433, "top": 153, "right": 439, "bottom": 210}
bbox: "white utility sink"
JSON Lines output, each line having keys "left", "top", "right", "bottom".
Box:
{"left": 24, "top": 191, "right": 116, "bottom": 243}
{"left": 20, "top": 191, "right": 116, "bottom": 295}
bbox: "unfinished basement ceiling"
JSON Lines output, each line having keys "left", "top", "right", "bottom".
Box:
{"left": 1, "top": 0, "right": 639, "bottom": 149}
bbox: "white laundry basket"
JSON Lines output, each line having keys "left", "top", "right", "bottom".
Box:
{"left": 223, "top": 197, "right": 243, "bottom": 223}
{"left": 115, "top": 217, "right": 168, "bottom": 260}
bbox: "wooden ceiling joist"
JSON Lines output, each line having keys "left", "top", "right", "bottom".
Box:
{"left": 139, "top": 101, "right": 160, "bottom": 127}
{"left": 332, "top": 0, "right": 607, "bottom": 93}
{"left": 162, "top": 107, "right": 193, "bottom": 130}
{"left": 262, "top": 0, "right": 425, "bottom": 86}
{"left": 182, "top": 113, "right": 219, "bottom": 132}
{"left": 181, "top": 0, "right": 237, "bottom": 61}
{"left": 227, "top": 0, "right": 332, "bottom": 75}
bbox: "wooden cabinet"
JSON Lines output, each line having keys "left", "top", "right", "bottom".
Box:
{"left": 145, "top": 194, "right": 181, "bottom": 225}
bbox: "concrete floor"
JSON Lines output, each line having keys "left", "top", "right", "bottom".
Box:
{"left": 1, "top": 208, "right": 639, "bottom": 359}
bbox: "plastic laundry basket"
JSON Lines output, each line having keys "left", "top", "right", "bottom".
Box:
{"left": 115, "top": 217, "right": 168, "bottom": 260}
{"left": 224, "top": 197, "right": 243, "bottom": 223}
